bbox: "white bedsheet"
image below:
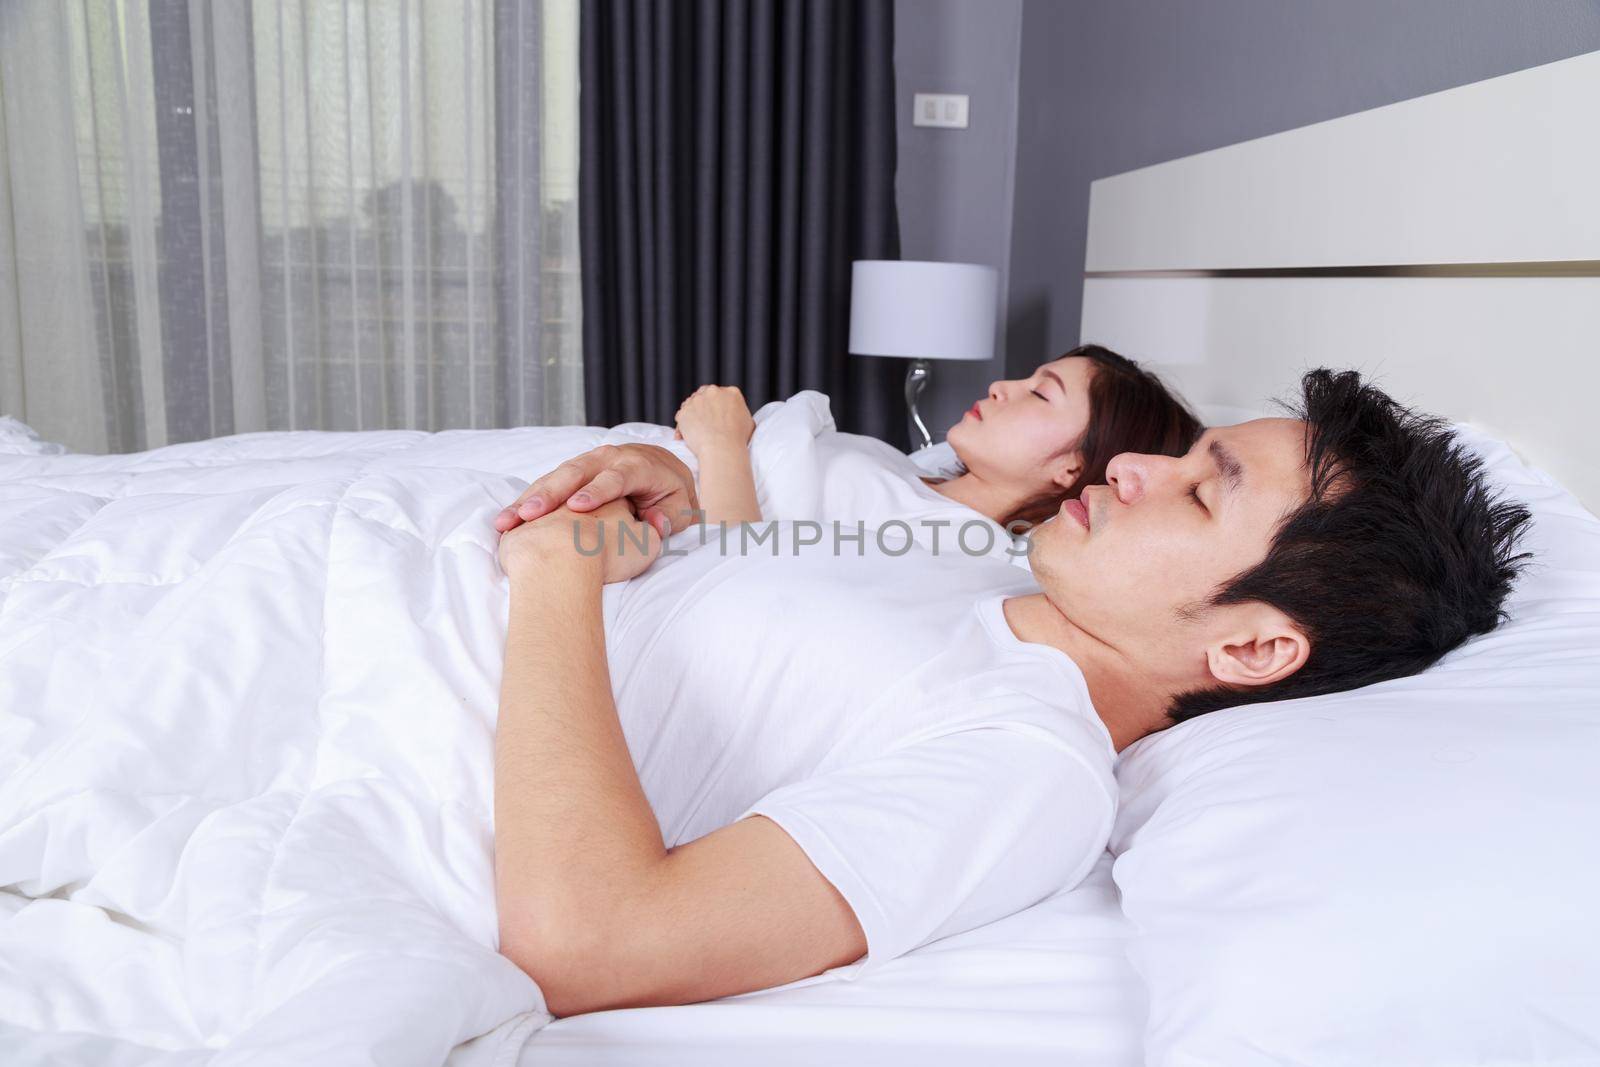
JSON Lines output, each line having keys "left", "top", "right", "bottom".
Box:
{"left": 490, "top": 852, "right": 1144, "bottom": 1067}
{"left": 0, "top": 397, "right": 867, "bottom": 1066}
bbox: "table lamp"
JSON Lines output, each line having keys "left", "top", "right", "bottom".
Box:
{"left": 848, "top": 260, "right": 998, "bottom": 449}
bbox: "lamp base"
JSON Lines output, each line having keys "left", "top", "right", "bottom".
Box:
{"left": 904, "top": 359, "right": 933, "bottom": 451}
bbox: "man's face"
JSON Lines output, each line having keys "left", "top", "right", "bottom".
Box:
{"left": 1029, "top": 418, "right": 1313, "bottom": 688}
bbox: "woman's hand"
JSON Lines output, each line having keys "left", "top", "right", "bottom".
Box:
{"left": 674, "top": 385, "right": 755, "bottom": 457}
{"left": 498, "top": 498, "right": 662, "bottom": 586}
{"left": 671, "top": 386, "right": 763, "bottom": 526}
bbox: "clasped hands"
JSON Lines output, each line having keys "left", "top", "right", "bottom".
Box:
{"left": 493, "top": 444, "right": 702, "bottom": 584}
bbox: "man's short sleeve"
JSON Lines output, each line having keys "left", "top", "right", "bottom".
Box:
{"left": 741, "top": 725, "right": 1115, "bottom": 969}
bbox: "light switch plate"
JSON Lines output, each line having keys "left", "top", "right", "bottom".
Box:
{"left": 913, "top": 93, "right": 969, "bottom": 129}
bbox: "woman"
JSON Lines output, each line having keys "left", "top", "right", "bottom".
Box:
{"left": 674, "top": 345, "right": 1200, "bottom": 547}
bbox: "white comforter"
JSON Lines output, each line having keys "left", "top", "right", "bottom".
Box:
{"left": 0, "top": 397, "right": 840, "bottom": 1065}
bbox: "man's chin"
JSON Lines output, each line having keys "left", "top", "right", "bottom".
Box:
{"left": 1026, "top": 519, "right": 1074, "bottom": 574}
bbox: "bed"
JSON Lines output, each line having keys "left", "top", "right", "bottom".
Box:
{"left": 5, "top": 48, "right": 1600, "bottom": 1067}
{"left": 0, "top": 398, "right": 1148, "bottom": 1067}
{"left": 1073, "top": 47, "right": 1600, "bottom": 1067}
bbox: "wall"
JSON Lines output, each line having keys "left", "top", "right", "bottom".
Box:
{"left": 892, "top": 0, "right": 1023, "bottom": 442}
{"left": 1005, "top": 0, "right": 1600, "bottom": 377}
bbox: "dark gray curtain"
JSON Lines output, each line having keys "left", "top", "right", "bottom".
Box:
{"left": 579, "top": 0, "right": 905, "bottom": 445}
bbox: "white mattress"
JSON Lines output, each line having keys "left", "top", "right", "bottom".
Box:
{"left": 501, "top": 852, "right": 1145, "bottom": 1066}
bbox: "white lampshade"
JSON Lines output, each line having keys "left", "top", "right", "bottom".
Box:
{"left": 848, "top": 260, "right": 998, "bottom": 362}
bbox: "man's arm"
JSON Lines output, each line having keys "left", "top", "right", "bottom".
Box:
{"left": 493, "top": 513, "right": 865, "bottom": 1016}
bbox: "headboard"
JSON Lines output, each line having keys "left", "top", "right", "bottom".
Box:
{"left": 1080, "top": 49, "right": 1600, "bottom": 512}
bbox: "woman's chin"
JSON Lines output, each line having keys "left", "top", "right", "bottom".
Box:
{"left": 941, "top": 431, "right": 970, "bottom": 469}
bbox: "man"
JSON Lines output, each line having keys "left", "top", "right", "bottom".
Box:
{"left": 489, "top": 369, "right": 1530, "bottom": 1017}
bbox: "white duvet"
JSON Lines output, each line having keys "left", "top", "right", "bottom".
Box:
{"left": 0, "top": 397, "right": 843, "bottom": 1065}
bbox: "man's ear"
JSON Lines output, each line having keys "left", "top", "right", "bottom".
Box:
{"left": 1050, "top": 451, "right": 1085, "bottom": 491}
{"left": 1203, "top": 604, "right": 1310, "bottom": 689}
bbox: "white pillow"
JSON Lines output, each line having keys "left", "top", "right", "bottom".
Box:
{"left": 907, "top": 439, "right": 965, "bottom": 480}
{"left": 0, "top": 416, "right": 66, "bottom": 456}
{"left": 1192, "top": 401, "right": 1273, "bottom": 428}
{"left": 1110, "top": 424, "right": 1600, "bottom": 1066}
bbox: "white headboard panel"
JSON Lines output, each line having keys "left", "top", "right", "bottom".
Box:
{"left": 1081, "top": 50, "right": 1600, "bottom": 511}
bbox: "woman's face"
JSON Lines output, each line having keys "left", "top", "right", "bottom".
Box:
{"left": 945, "top": 356, "right": 1092, "bottom": 495}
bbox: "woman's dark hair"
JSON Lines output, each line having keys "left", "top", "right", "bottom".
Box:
{"left": 1168, "top": 369, "right": 1533, "bottom": 723}
{"left": 1011, "top": 345, "right": 1201, "bottom": 527}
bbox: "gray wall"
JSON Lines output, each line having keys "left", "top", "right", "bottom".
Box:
{"left": 1004, "top": 0, "right": 1600, "bottom": 377}
{"left": 892, "top": 0, "right": 1023, "bottom": 441}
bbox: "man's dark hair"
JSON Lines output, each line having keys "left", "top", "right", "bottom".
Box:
{"left": 1169, "top": 369, "right": 1533, "bottom": 723}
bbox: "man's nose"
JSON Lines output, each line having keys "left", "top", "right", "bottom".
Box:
{"left": 1110, "top": 453, "right": 1184, "bottom": 504}
{"left": 1106, "top": 453, "right": 1156, "bottom": 504}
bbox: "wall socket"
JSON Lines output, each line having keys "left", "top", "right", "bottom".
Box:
{"left": 912, "top": 93, "right": 969, "bottom": 129}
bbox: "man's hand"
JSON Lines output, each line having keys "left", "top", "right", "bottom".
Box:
{"left": 497, "top": 498, "right": 662, "bottom": 585}
{"left": 493, "top": 444, "right": 699, "bottom": 541}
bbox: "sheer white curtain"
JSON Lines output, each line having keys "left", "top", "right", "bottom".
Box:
{"left": 0, "top": 0, "right": 582, "bottom": 453}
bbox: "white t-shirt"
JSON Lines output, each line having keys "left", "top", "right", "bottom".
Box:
{"left": 787, "top": 430, "right": 1013, "bottom": 550}
{"left": 738, "top": 394, "right": 1023, "bottom": 564}
{"left": 601, "top": 525, "right": 1117, "bottom": 969}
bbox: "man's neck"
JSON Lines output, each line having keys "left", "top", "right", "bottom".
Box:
{"left": 1001, "top": 593, "right": 1172, "bottom": 752}
{"left": 929, "top": 472, "right": 1027, "bottom": 527}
